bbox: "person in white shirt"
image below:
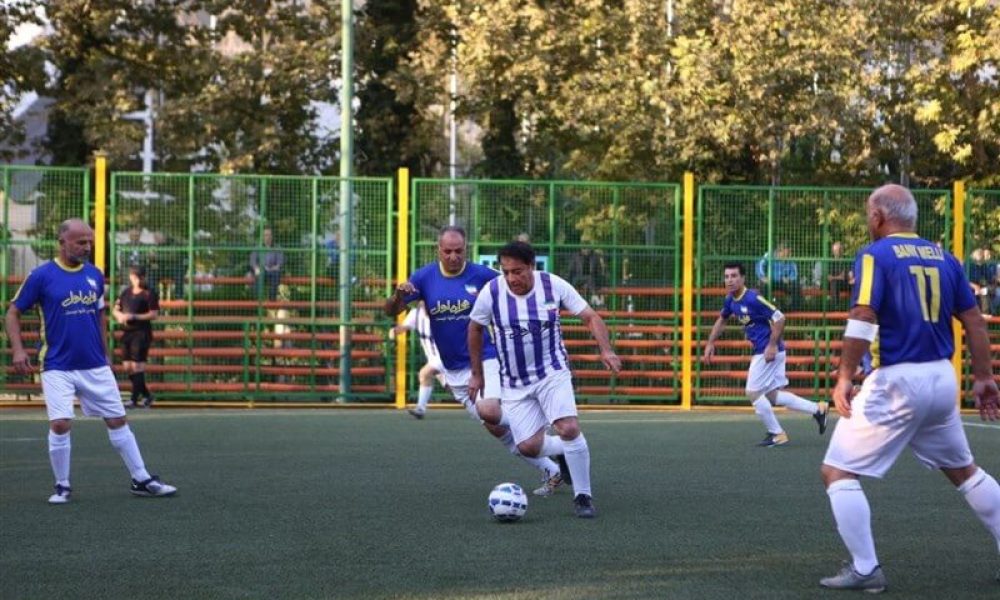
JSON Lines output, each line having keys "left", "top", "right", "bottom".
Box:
{"left": 391, "top": 303, "right": 446, "bottom": 419}
{"left": 468, "top": 241, "right": 621, "bottom": 518}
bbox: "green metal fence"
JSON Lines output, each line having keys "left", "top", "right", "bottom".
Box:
{"left": 964, "top": 188, "right": 1000, "bottom": 408}
{"left": 108, "top": 172, "right": 394, "bottom": 401}
{"left": 695, "top": 186, "right": 954, "bottom": 405}
{"left": 410, "top": 179, "right": 683, "bottom": 404}
{"left": 1, "top": 165, "right": 91, "bottom": 394}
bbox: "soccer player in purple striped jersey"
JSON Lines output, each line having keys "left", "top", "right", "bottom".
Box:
{"left": 817, "top": 185, "right": 1000, "bottom": 592}
{"left": 384, "top": 227, "right": 564, "bottom": 496}
{"left": 468, "top": 241, "right": 621, "bottom": 518}
{"left": 703, "top": 263, "right": 829, "bottom": 447}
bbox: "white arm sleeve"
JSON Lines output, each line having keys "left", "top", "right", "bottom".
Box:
{"left": 469, "top": 288, "right": 494, "bottom": 326}
{"left": 551, "top": 274, "right": 589, "bottom": 315}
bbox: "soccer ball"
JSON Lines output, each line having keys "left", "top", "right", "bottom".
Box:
{"left": 488, "top": 482, "right": 528, "bottom": 522}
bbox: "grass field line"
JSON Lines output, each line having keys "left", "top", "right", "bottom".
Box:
{"left": 963, "top": 421, "right": 1000, "bottom": 430}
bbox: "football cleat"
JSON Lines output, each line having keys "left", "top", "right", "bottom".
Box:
{"left": 757, "top": 432, "right": 790, "bottom": 447}
{"left": 819, "top": 562, "right": 887, "bottom": 593}
{"left": 129, "top": 475, "right": 177, "bottom": 497}
{"left": 814, "top": 403, "right": 829, "bottom": 435}
{"left": 48, "top": 484, "right": 72, "bottom": 505}
{"left": 554, "top": 453, "right": 572, "bottom": 485}
{"left": 533, "top": 472, "right": 564, "bottom": 497}
{"left": 407, "top": 408, "right": 425, "bottom": 420}
{"left": 573, "top": 494, "right": 597, "bottom": 518}
{"left": 141, "top": 394, "right": 154, "bottom": 408}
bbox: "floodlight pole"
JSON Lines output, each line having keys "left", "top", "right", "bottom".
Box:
{"left": 338, "top": 0, "right": 354, "bottom": 401}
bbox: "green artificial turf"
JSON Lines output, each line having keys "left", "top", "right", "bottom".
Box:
{"left": 1, "top": 409, "right": 997, "bottom": 599}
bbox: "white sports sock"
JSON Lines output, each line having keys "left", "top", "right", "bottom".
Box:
{"left": 107, "top": 424, "right": 151, "bottom": 482}
{"left": 827, "top": 479, "right": 879, "bottom": 575}
{"left": 540, "top": 434, "right": 566, "bottom": 458}
{"left": 958, "top": 468, "right": 1000, "bottom": 553}
{"left": 416, "top": 385, "right": 432, "bottom": 412}
{"left": 776, "top": 391, "right": 820, "bottom": 415}
{"left": 562, "top": 434, "right": 592, "bottom": 497}
{"left": 752, "top": 398, "right": 783, "bottom": 434}
{"left": 48, "top": 431, "right": 71, "bottom": 487}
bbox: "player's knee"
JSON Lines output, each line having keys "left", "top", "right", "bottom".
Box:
{"left": 49, "top": 419, "right": 71, "bottom": 435}
{"left": 820, "top": 464, "right": 855, "bottom": 488}
{"left": 105, "top": 416, "right": 127, "bottom": 430}
{"left": 483, "top": 421, "right": 507, "bottom": 438}
{"left": 517, "top": 439, "right": 541, "bottom": 457}
{"left": 552, "top": 417, "right": 580, "bottom": 440}
{"left": 476, "top": 398, "right": 503, "bottom": 425}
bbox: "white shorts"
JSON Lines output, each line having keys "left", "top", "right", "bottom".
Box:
{"left": 41, "top": 367, "right": 126, "bottom": 421}
{"left": 746, "top": 352, "right": 789, "bottom": 395}
{"left": 444, "top": 358, "right": 501, "bottom": 421}
{"left": 823, "top": 360, "right": 973, "bottom": 478}
{"left": 503, "top": 369, "right": 578, "bottom": 445}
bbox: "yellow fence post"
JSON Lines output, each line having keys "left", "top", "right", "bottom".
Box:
{"left": 681, "top": 172, "right": 695, "bottom": 410}
{"left": 94, "top": 151, "right": 108, "bottom": 274}
{"left": 395, "top": 168, "right": 410, "bottom": 409}
{"left": 952, "top": 180, "right": 965, "bottom": 407}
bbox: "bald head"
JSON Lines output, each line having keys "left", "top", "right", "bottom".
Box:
{"left": 865, "top": 184, "right": 918, "bottom": 241}
{"left": 57, "top": 218, "right": 94, "bottom": 266}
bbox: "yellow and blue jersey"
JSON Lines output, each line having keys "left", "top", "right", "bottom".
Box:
{"left": 852, "top": 233, "right": 976, "bottom": 366}
{"left": 404, "top": 261, "right": 498, "bottom": 370}
{"left": 10, "top": 260, "right": 108, "bottom": 371}
{"left": 721, "top": 288, "right": 784, "bottom": 355}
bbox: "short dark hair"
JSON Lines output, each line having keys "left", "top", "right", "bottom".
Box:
{"left": 723, "top": 262, "right": 745, "bottom": 276}
{"left": 129, "top": 265, "right": 146, "bottom": 278}
{"left": 438, "top": 225, "right": 466, "bottom": 242}
{"left": 497, "top": 241, "right": 536, "bottom": 267}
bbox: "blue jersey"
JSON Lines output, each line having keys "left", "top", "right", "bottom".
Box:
{"left": 11, "top": 260, "right": 108, "bottom": 372}
{"left": 405, "top": 261, "right": 498, "bottom": 370}
{"left": 721, "top": 288, "right": 784, "bottom": 355}
{"left": 852, "top": 233, "right": 975, "bottom": 367}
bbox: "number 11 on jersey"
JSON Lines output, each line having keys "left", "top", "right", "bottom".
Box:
{"left": 908, "top": 266, "right": 941, "bottom": 322}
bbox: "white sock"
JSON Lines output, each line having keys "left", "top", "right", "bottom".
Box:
{"left": 776, "top": 391, "right": 820, "bottom": 415}
{"left": 416, "top": 385, "right": 432, "bottom": 412}
{"left": 107, "top": 424, "right": 151, "bottom": 482}
{"left": 752, "top": 398, "right": 783, "bottom": 434}
{"left": 540, "top": 434, "right": 566, "bottom": 458}
{"left": 562, "top": 434, "right": 592, "bottom": 497}
{"left": 958, "top": 468, "right": 1000, "bottom": 553}
{"left": 48, "top": 431, "right": 71, "bottom": 487}
{"left": 827, "top": 479, "right": 879, "bottom": 575}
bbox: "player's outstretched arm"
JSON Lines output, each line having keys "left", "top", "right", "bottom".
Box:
{"left": 383, "top": 281, "right": 417, "bottom": 317}
{"left": 580, "top": 307, "right": 620, "bottom": 373}
{"left": 5, "top": 305, "right": 33, "bottom": 374}
{"left": 833, "top": 306, "right": 877, "bottom": 418}
{"left": 957, "top": 306, "right": 1000, "bottom": 421}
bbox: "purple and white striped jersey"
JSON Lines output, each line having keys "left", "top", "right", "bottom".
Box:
{"left": 470, "top": 271, "right": 589, "bottom": 389}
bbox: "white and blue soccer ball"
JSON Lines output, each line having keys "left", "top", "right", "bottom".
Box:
{"left": 488, "top": 482, "right": 528, "bottom": 522}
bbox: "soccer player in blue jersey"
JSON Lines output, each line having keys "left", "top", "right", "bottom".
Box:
{"left": 5, "top": 219, "right": 177, "bottom": 504}
{"left": 384, "top": 227, "right": 563, "bottom": 496}
{"left": 468, "top": 241, "right": 622, "bottom": 518}
{"left": 703, "top": 263, "right": 828, "bottom": 446}
{"left": 818, "top": 185, "right": 1000, "bottom": 592}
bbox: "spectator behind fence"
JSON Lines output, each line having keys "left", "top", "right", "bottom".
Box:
{"left": 116, "top": 228, "right": 145, "bottom": 288}
{"left": 968, "top": 248, "right": 998, "bottom": 315}
{"left": 113, "top": 265, "right": 158, "bottom": 409}
{"left": 147, "top": 231, "right": 186, "bottom": 300}
{"left": 812, "top": 241, "right": 853, "bottom": 306}
{"left": 567, "top": 247, "right": 607, "bottom": 307}
{"left": 248, "top": 227, "right": 285, "bottom": 301}
{"left": 756, "top": 242, "right": 801, "bottom": 309}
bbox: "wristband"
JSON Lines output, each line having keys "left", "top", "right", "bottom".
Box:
{"left": 844, "top": 319, "right": 878, "bottom": 342}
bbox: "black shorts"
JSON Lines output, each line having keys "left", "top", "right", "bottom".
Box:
{"left": 120, "top": 329, "right": 153, "bottom": 362}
